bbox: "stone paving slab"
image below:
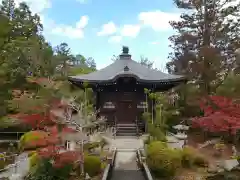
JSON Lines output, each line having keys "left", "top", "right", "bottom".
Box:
{"left": 111, "top": 151, "right": 145, "bottom": 180}
{"left": 110, "top": 137, "right": 144, "bottom": 150}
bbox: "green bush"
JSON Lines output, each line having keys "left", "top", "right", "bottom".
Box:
{"left": 28, "top": 151, "right": 37, "bottom": 157}
{"left": 25, "top": 159, "right": 73, "bottom": 180}
{"left": 0, "top": 153, "right": 7, "bottom": 169}
{"left": 0, "top": 153, "right": 15, "bottom": 170}
{"left": 29, "top": 152, "right": 39, "bottom": 168}
{"left": 146, "top": 141, "right": 182, "bottom": 178}
{"left": 19, "top": 131, "right": 48, "bottom": 151}
{"left": 84, "top": 155, "right": 101, "bottom": 177}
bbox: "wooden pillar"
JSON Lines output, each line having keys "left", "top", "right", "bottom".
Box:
{"left": 96, "top": 91, "right": 100, "bottom": 119}
{"left": 152, "top": 88, "right": 156, "bottom": 123}
{"left": 152, "top": 98, "right": 156, "bottom": 123}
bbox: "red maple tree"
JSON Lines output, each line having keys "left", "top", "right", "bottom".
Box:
{"left": 192, "top": 96, "right": 240, "bottom": 134}
{"left": 14, "top": 77, "right": 82, "bottom": 169}
{"left": 11, "top": 78, "right": 83, "bottom": 168}
{"left": 9, "top": 113, "right": 57, "bottom": 129}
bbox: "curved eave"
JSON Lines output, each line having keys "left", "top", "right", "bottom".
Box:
{"left": 68, "top": 74, "right": 187, "bottom": 84}
{"left": 68, "top": 75, "right": 187, "bottom": 90}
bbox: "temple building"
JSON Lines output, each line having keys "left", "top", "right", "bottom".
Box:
{"left": 68, "top": 47, "right": 186, "bottom": 136}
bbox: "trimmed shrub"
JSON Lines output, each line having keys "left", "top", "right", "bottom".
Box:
{"left": 28, "top": 151, "right": 37, "bottom": 157}
{"left": 146, "top": 141, "right": 182, "bottom": 178}
{"left": 29, "top": 152, "right": 39, "bottom": 168}
{"left": 84, "top": 155, "right": 101, "bottom": 177}
{"left": 19, "top": 131, "right": 48, "bottom": 151}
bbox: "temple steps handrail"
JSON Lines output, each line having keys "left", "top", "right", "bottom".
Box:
{"left": 136, "top": 149, "right": 154, "bottom": 180}
{"left": 101, "top": 148, "right": 117, "bottom": 180}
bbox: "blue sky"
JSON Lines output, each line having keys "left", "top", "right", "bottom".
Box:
{"left": 13, "top": 0, "right": 182, "bottom": 71}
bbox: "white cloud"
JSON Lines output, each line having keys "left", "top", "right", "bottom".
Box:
{"left": 76, "top": 15, "right": 89, "bottom": 29}
{"left": 51, "top": 26, "right": 84, "bottom": 39}
{"left": 50, "top": 15, "right": 89, "bottom": 39}
{"left": 5, "top": 0, "right": 89, "bottom": 39}
{"left": 138, "top": 10, "right": 180, "bottom": 31}
{"left": 108, "top": 36, "right": 122, "bottom": 43}
{"left": 97, "top": 22, "right": 117, "bottom": 36}
{"left": 120, "top": 24, "right": 141, "bottom": 38}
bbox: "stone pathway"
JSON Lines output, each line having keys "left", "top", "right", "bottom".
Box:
{"left": 103, "top": 136, "right": 146, "bottom": 180}
{"left": 107, "top": 136, "right": 144, "bottom": 150}
{"left": 111, "top": 150, "right": 145, "bottom": 180}
{"left": 0, "top": 152, "right": 29, "bottom": 180}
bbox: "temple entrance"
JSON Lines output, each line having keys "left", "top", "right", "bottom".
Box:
{"left": 117, "top": 100, "right": 136, "bottom": 124}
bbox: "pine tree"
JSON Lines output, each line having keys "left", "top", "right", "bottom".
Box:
{"left": 167, "top": 0, "right": 240, "bottom": 94}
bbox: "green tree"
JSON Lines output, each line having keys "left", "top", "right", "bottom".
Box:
{"left": 139, "top": 56, "right": 153, "bottom": 69}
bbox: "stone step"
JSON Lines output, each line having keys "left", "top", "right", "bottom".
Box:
{"left": 116, "top": 132, "right": 137, "bottom": 136}
{"left": 117, "top": 125, "right": 137, "bottom": 129}
{"left": 117, "top": 124, "right": 136, "bottom": 127}
{"left": 117, "top": 128, "right": 137, "bottom": 132}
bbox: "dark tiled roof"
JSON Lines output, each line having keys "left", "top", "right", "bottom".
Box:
{"left": 69, "top": 50, "right": 186, "bottom": 84}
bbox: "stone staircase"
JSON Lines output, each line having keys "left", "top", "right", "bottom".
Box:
{"left": 116, "top": 123, "right": 138, "bottom": 136}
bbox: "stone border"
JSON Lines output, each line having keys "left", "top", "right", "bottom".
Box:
{"left": 136, "top": 149, "right": 153, "bottom": 180}
{"left": 101, "top": 148, "right": 117, "bottom": 180}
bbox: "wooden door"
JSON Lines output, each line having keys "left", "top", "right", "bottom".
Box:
{"left": 117, "top": 100, "right": 136, "bottom": 124}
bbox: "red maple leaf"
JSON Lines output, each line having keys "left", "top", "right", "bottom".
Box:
{"left": 192, "top": 96, "right": 240, "bottom": 134}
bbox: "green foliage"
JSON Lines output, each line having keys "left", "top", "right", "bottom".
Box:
{"left": 29, "top": 152, "right": 39, "bottom": 168}
{"left": 0, "top": 116, "right": 21, "bottom": 128}
{"left": 0, "top": 0, "right": 97, "bottom": 119}
{"left": 26, "top": 159, "right": 73, "bottom": 180}
{"left": 146, "top": 141, "right": 182, "bottom": 178}
{"left": 147, "top": 124, "right": 167, "bottom": 141}
{"left": 0, "top": 153, "right": 15, "bottom": 170}
{"left": 84, "top": 155, "right": 101, "bottom": 177}
{"left": 0, "top": 153, "right": 7, "bottom": 169}
{"left": 216, "top": 73, "right": 240, "bottom": 99}
{"left": 28, "top": 151, "right": 37, "bottom": 157}
{"left": 146, "top": 142, "right": 209, "bottom": 178}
